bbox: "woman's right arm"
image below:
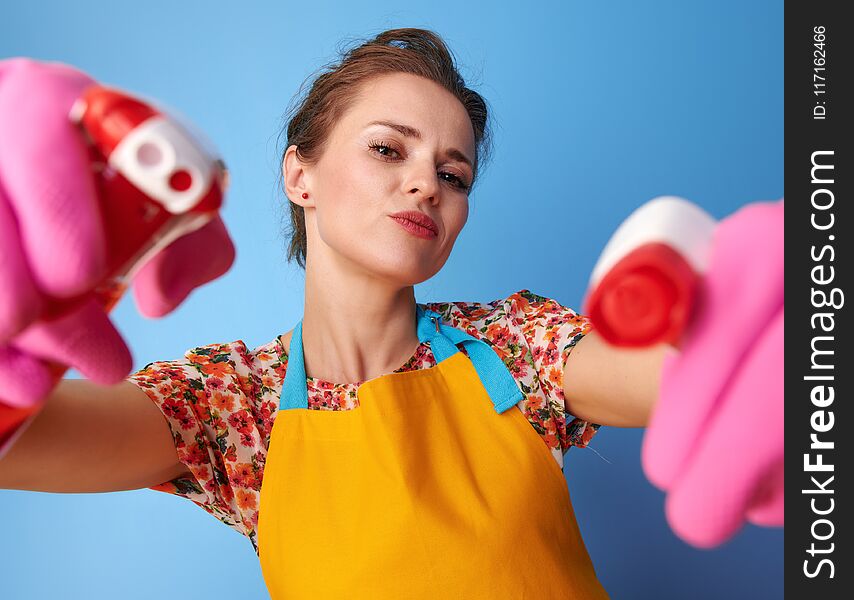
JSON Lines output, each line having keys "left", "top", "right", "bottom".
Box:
{"left": 0, "top": 379, "right": 187, "bottom": 493}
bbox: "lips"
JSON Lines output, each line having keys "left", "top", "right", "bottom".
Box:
{"left": 389, "top": 211, "right": 439, "bottom": 235}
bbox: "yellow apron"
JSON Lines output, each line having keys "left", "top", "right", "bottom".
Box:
{"left": 257, "top": 306, "right": 608, "bottom": 599}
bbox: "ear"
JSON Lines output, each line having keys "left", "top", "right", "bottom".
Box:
{"left": 283, "top": 144, "right": 315, "bottom": 208}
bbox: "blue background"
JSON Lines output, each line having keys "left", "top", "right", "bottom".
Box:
{"left": 1, "top": 1, "right": 783, "bottom": 598}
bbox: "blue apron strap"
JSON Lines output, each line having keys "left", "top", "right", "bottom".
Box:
{"left": 281, "top": 320, "right": 309, "bottom": 409}
{"left": 417, "top": 306, "right": 522, "bottom": 413}
{"left": 280, "top": 307, "right": 523, "bottom": 413}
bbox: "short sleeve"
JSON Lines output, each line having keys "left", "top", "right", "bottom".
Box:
{"left": 504, "top": 290, "right": 601, "bottom": 452}
{"left": 127, "top": 339, "right": 281, "bottom": 552}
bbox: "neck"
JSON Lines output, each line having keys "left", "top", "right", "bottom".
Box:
{"left": 301, "top": 255, "right": 421, "bottom": 385}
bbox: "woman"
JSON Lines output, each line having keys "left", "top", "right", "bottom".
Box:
{"left": 0, "top": 28, "right": 780, "bottom": 598}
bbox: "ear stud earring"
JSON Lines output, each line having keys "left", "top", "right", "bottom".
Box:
{"left": 302, "top": 192, "right": 309, "bottom": 199}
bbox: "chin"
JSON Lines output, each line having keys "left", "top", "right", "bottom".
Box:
{"left": 376, "top": 257, "right": 441, "bottom": 286}
{"left": 358, "top": 247, "right": 446, "bottom": 287}
{"left": 322, "top": 227, "right": 453, "bottom": 286}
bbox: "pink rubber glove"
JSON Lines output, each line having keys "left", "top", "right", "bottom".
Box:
{"left": 584, "top": 197, "right": 783, "bottom": 548}
{"left": 0, "top": 59, "right": 235, "bottom": 438}
{"left": 642, "top": 200, "right": 784, "bottom": 547}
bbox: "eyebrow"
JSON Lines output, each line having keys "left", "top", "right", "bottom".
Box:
{"left": 365, "top": 120, "right": 473, "bottom": 170}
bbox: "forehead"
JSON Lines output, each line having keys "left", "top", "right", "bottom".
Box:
{"left": 337, "top": 72, "right": 476, "bottom": 153}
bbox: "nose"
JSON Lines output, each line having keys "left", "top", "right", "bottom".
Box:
{"left": 403, "top": 159, "right": 441, "bottom": 205}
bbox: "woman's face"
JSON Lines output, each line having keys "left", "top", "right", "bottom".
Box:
{"left": 289, "top": 72, "right": 476, "bottom": 286}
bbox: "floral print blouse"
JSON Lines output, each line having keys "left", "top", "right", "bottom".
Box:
{"left": 127, "top": 289, "right": 601, "bottom": 553}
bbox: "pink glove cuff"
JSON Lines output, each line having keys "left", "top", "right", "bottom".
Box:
{"left": 663, "top": 307, "right": 784, "bottom": 546}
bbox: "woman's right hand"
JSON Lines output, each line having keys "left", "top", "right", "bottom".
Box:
{"left": 0, "top": 59, "right": 235, "bottom": 438}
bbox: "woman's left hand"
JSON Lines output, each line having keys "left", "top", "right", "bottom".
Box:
{"left": 587, "top": 198, "right": 784, "bottom": 548}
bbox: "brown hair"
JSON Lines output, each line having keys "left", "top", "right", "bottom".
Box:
{"left": 277, "top": 28, "right": 493, "bottom": 268}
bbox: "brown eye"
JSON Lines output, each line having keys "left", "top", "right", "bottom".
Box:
{"left": 368, "top": 140, "right": 401, "bottom": 160}
{"left": 440, "top": 171, "right": 471, "bottom": 192}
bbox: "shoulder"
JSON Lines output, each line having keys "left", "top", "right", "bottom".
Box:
{"left": 136, "top": 337, "right": 283, "bottom": 376}
{"left": 424, "top": 290, "right": 600, "bottom": 458}
{"left": 423, "top": 289, "right": 588, "bottom": 345}
{"left": 130, "top": 336, "right": 286, "bottom": 424}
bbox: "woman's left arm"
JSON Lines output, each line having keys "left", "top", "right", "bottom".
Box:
{"left": 561, "top": 328, "right": 671, "bottom": 428}
{"left": 563, "top": 198, "right": 784, "bottom": 548}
